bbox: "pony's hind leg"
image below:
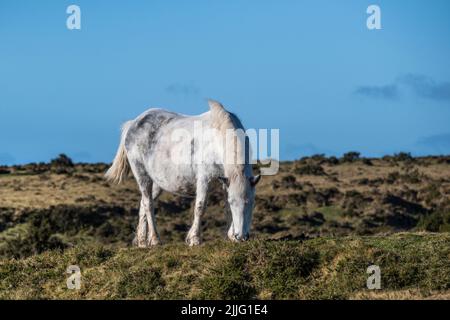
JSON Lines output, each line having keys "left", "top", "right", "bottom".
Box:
{"left": 129, "top": 159, "right": 161, "bottom": 247}
{"left": 132, "top": 184, "right": 163, "bottom": 247}
{"left": 141, "top": 189, "right": 161, "bottom": 246}
{"left": 146, "top": 184, "right": 162, "bottom": 246}
{"left": 133, "top": 203, "right": 148, "bottom": 248}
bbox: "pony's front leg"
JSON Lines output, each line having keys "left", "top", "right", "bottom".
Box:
{"left": 186, "top": 182, "right": 208, "bottom": 246}
{"left": 225, "top": 200, "right": 238, "bottom": 242}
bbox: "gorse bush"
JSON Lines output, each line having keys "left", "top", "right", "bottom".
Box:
{"left": 1, "top": 213, "right": 67, "bottom": 259}
{"left": 50, "top": 154, "right": 74, "bottom": 174}
{"left": 0, "top": 166, "right": 11, "bottom": 174}
{"left": 292, "top": 163, "right": 326, "bottom": 176}
{"left": 199, "top": 248, "right": 256, "bottom": 300}
{"left": 249, "top": 242, "right": 320, "bottom": 299}
{"left": 341, "top": 152, "right": 361, "bottom": 163}
{"left": 393, "top": 152, "right": 414, "bottom": 163}
{"left": 0, "top": 205, "right": 136, "bottom": 259}
{"left": 116, "top": 267, "right": 166, "bottom": 299}
{"left": 50, "top": 154, "right": 74, "bottom": 168}
{"left": 417, "top": 210, "right": 450, "bottom": 232}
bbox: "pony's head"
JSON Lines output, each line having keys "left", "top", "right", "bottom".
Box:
{"left": 209, "top": 99, "right": 261, "bottom": 241}
{"left": 220, "top": 174, "right": 261, "bottom": 241}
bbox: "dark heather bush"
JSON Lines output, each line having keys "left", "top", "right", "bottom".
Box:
{"left": 341, "top": 152, "right": 360, "bottom": 163}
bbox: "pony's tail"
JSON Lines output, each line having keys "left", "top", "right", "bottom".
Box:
{"left": 105, "top": 121, "right": 133, "bottom": 184}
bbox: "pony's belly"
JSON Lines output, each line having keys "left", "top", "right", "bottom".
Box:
{"left": 148, "top": 162, "right": 197, "bottom": 196}
{"left": 154, "top": 178, "right": 196, "bottom": 197}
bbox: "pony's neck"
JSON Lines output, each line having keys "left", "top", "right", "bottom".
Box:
{"left": 208, "top": 100, "right": 250, "bottom": 178}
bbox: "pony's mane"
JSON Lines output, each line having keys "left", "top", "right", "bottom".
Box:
{"left": 208, "top": 99, "right": 248, "bottom": 180}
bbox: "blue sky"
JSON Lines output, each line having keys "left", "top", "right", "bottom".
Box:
{"left": 1, "top": 0, "right": 450, "bottom": 164}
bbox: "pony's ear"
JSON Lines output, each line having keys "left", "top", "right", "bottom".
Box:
{"left": 218, "top": 176, "right": 229, "bottom": 187}
{"left": 249, "top": 175, "right": 261, "bottom": 187}
{"left": 208, "top": 99, "right": 225, "bottom": 112}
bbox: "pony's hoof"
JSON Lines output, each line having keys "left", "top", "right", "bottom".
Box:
{"left": 133, "top": 236, "right": 149, "bottom": 248}
{"left": 186, "top": 235, "right": 202, "bottom": 246}
{"left": 147, "top": 237, "right": 161, "bottom": 246}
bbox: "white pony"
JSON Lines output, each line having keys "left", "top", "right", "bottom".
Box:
{"left": 105, "top": 100, "right": 260, "bottom": 246}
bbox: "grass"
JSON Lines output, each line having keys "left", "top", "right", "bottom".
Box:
{"left": 316, "top": 206, "right": 345, "bottom": 221}
{"left": 1, "top": 233, "right": 448, "bottom": 300}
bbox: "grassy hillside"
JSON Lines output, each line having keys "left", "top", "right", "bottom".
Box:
{"left": 0, "top": 153, "right": 449, "bottom": 299}
{"left": 1, "top": 233, "right": 449, "bottom": 300}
